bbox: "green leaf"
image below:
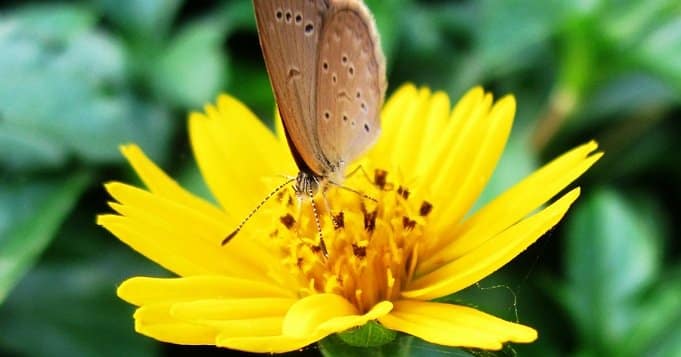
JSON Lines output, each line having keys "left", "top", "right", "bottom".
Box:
{"left": 337, "top": 321, "right": 397, "bottom": 347}
{"left": 561, "top": 188, "right": 663, "bottom": 354}
{"left": 0, "top": 14, "right": 174, "bottom": 170}
{"left": 0, "top": 123, "right": 68, "bottom": 171}
{"left": 476, "top": 0, "right": 567, "bottom": 76}
{"left": 0, "top": 222, "right": 163, "bottom": 357}
{"left": 151, "top": 19, "right": 229, "bottom": 108}
{"left": 95, "top": 0, "right": 182, "bottom": 42}
{"left": 217, "top": 0, "right": 258, "bottom": 33}
{"left": 623, "top": 269, "right": 681, "bottom": 356}
{"left": 635, "top": 17, "right": 681, "bottom": 93}
{"left": 6, "top": 3, "right": 97, "bottom": 41}
{"left": 574, "top": 74, "right": 677, "bottom": 128}
{"left": 364, "top": 0, "right": 405, "bottom": 66}
{"left": 0, "top": 171, "right": 91, "bottom": 304}
{"left": 320, "top": 334, "right": 477, "bottom": 357}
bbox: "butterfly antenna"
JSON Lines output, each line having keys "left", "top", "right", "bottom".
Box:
{"left": 307, "top": 186, "right": 328, "bottom": 258}
{"left": 221, "top": 177, "right": 296, "bottom": 246}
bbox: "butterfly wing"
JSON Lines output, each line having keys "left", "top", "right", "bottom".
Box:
{"left": 253, "top": 0, "right": 330, "bottom": 175}
{"left": 315, "top": 0, "right": 386, "bottom": 176}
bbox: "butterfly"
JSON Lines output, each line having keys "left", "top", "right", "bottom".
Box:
{"left": 223, "top": 0, "right": 386, "bottom": 255}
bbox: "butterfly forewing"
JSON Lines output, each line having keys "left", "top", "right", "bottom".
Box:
{"left": 254, "top": 0, "right": 385, "bottom": 180}
{"left": 253, "top": 0, "right": 329, "bottom": 175}
{"left": 316, "top": 1, "right": 386, "bottom": 172}
{"left": 315, "top": 1, "right": 386, "bottom": 173}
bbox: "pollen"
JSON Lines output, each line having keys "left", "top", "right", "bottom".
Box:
{"left": 261, "top": 169, "right": 431, "bottom": 312}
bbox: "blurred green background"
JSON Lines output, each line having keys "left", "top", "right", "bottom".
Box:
{"left": 1, "top": 0, "right": 679, "bottom": 356}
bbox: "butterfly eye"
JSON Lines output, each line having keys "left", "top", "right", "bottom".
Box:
{"left": 364, "top": 123, "right": 370, "bottom": 132}
{"left": 295, "top": 13, "right": 303, "bottom": 24}
{"left": 275, "top": 9, "right": 283, "bottom": 21}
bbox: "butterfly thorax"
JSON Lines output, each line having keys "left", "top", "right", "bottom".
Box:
{"left": 294, "top": 171, "right": 322, "bottom": 197}
{"left": 293, "top": 159, "right": 345, "bottom": 198}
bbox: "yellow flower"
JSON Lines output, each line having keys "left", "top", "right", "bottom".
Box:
{"left": 98, "top": 84, "right": 601, "bottom": 353}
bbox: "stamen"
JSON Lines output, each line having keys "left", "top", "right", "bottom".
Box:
{"left": 402, "top": 216, "right": 416, "bottom": 230}
{"left": 364, "top": 210, "right": 377, "bottom": 232}
{"left": 280, "top": 214, "right": 296, "bottom": 229}
{"left": 352, "top": 243, "right": 367, "bottom": 258}
{"left": 374, "top": 169, "right": 387, "bottom": 189}
{"left": 406, "top": 243, "right": 419, "bottom": 283}
{"left": 272, "top": 168, "right": 432, "bottom": 312}
{"left": 420, "top": 201, "right": 433, "bottom": 216}
{"left": 397, "top": 186, "right": 410, "bottom": 199}
{"left": 333, "top": 211, "right": 345, "bottom": 229}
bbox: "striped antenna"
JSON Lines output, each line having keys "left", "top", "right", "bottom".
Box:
{"left": 221, "top": 177, "right": 296, "bottom": 245}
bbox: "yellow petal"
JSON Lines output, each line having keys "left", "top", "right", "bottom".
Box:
{"left": 316, "top": 300, "right": 393, "bottom": 333}
{"left": 405, "top": 188, "right": 580, "bottom": 300}
{"left": 420, "top": 141, "right": 601, "bottom": 273}
{"left": 188, "top": 94, "right": 295, "bottom": 218}
{"left": 282, "top": 293, "right": 358, "bottom": 337}
{"left": 137, "top": 298, "right": 287, "bottom": 339}
{"left": 100, "top": 182, "right": 275, "bottom": 281}
{"left": 389, "top": 87, "right": 433, "bottom": 173}
{"left": 411, "top": 86, "right": 487, "bottom": 188}
{"left": 99, "top": 214, "right": 208, "bottom": 277}
{"left": 171, "top": 298, "right": 296, "bottom": 321}
{"left": 427, "top": 95, "right": 515, "bottom": 231}
{"left": 119, "top": 144, "right": 225, "bottom": 224}
{"left": 390, "top": 89, "right": 453, "bottom": 181}
{"left": 117, "top": 276, "right": 296, "bottom": 306}
{"left": 205, "top": 317, "right": 285, "bottom": 337}
{"left": 274, "top": 105, "right": 287, "bottom": 144}
{"left": 133, "top": 303, "right": 219, "bottom": 345}
{"left": 217, "top": 333, "right": 323, "bottom": 353}
{"left": 378, "top": 300, "right": 537, "bottom": 350}
{"left": 136, "top": 321, "right": 218, "bottom": 345}
{"left": 369, "top": 84, "right": 418, "bottom": 165}
{"left": 217, "top": 299, "right": 393, "bottom": 353}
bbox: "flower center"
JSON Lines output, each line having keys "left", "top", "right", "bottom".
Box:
{"left": 260, "top": 169, "right": 434, "bottom": 312}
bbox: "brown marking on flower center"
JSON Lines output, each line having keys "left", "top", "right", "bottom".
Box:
{"left": 333, "top": 211, "right": 345, "bottom": 229}
{"left": 352, "top": 243, "right": 367, "bottom": 258}
{"left": 402, "top": 216, "right": 416, "bottom": 230}
{"left": 420, "top": 201, "right": 433, "bottom": 216}
{"left": 397, "top": 186, "right": 410, "bottom": 200}
{"left": 364, "top": 210, "right": 378, "bottom": 232}
{"left": 280, "top": 214, "right": 296, "bottom": 229}
{"left": 374, "top": 169, "right": 387, "bottom": 189}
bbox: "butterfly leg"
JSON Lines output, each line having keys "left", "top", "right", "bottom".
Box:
{"left": 344, "top": 164, "right": 374, "bottom": 183}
